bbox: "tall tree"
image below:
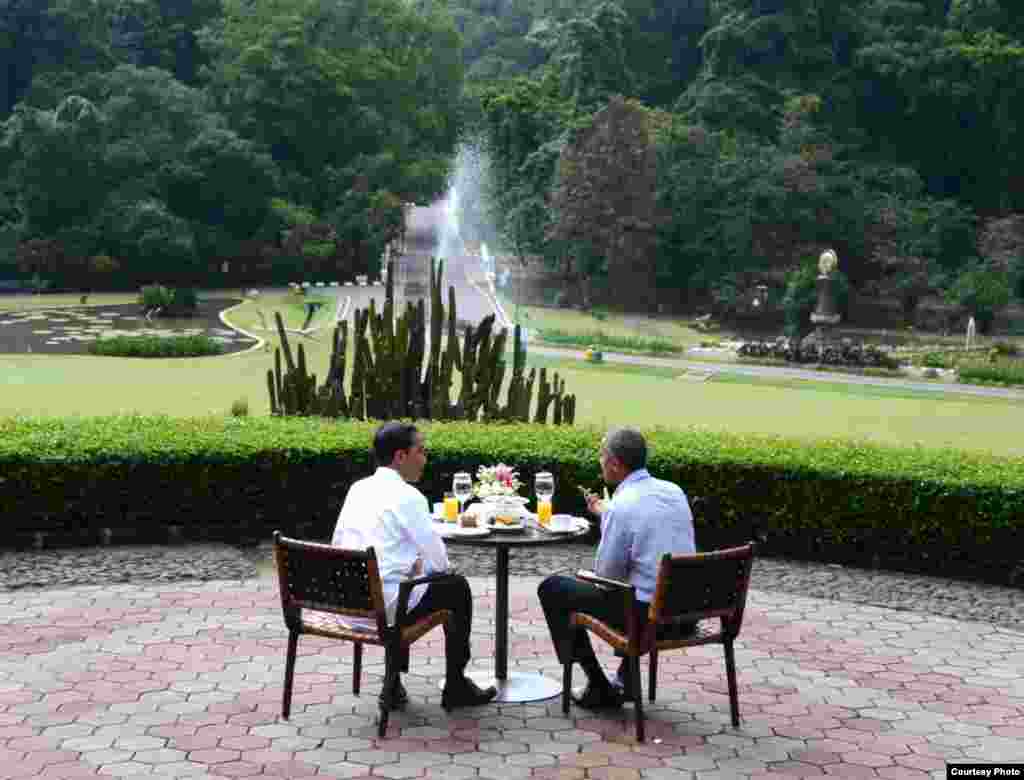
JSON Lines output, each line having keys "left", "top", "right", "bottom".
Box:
{"left": 200, "top": 0, "right": 463, "bottom": 213}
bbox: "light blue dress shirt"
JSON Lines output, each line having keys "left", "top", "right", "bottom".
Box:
{"left": 594, "top": 469, "right": 696, "bottom": 604}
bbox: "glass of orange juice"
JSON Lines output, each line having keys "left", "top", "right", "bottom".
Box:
{"left": 537, "top": 499, "right": 552, "bottom": 526}
{"left": 443, "top": 492, "right": 459, "bottom": 522}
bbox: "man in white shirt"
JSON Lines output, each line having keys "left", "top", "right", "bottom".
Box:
{"left": 333, "top": 422, "right": 497, "bottom": 711}
{"left": 537, "top": 427, "right": 696, "bottom": 709}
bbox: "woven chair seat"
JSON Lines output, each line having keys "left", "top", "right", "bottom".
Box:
{"left": 303, "top": 609, "right": 450, "bottom": 646}
{"left": 570, "top": 614, "right": 721, "bottom": 654}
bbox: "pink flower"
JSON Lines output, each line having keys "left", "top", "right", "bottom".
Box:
{"left": 494, "top": 464, "right": 515, "bottom": 485}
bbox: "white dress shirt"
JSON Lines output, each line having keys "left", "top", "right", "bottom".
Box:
{"left": 332, "top": 467, "right": 449, "bottom": 625}
{"left": 594, "top": 469, "right": 695, "bottom": 604}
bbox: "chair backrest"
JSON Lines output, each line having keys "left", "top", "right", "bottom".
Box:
{"left": 274, "top": 532, "right": 388, "bottom": 634}
{"left": 649, "top": 543, "right": 755, "bottom": 637}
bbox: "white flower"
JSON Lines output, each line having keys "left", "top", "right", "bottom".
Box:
{"left": 473, "top": 463, "right": 522, "bottom": 498}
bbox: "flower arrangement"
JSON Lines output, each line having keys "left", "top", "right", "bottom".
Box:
{"left": 474, "top": 463, "right": 522, "bottom": 499}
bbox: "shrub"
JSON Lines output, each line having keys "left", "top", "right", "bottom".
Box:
{"left": 922, "top": 351, "right": 952, "bottom": 369}
{"left": 958, "top": 358, "right": 1024, "bottom": 386}
{"left": 139, "top": 284, "right": 174, "bottom": 310}
{"left": 230, "top": 397, "right": 250, "bottom": 417}
{"left": 738, "top": 340, "right": 899, "bottom": 369}
{"left": 536, "top": 328, "right": 682, "bottom": 354}
{"left": 1, "top": 418, "right": 1022, "bottom": 584}
{"left": 946, "top": 260, "right": 1012, "bottom": 333}
{"left": 87, "top": 334, "right": 224, "bottom": 358}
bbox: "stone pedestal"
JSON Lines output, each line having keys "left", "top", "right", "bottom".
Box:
{"left": 803, "top": 251, "right": 842, "bottom": 346}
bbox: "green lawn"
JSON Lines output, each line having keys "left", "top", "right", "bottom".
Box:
{"left": 503, "top": 298, "right": 708, "bottom": 351}
{"left": 522, "top": 355, "right": 1024, "bottom": 456}
{"left": 2, "top": 293, "right": 1023, "bottom": 457}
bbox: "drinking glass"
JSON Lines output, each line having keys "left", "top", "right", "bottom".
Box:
{"left": 453, "top": 472, "right": 473, "bottom": 514}
{"left": 443, "top": 491, "right": 459, "bottom": 522}
{"left": 535, "top": 472, "right": 554, "bottom": 524}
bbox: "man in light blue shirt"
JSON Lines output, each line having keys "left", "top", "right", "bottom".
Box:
{"left": 538, "top": 427, "right": 695, "bottom": 709}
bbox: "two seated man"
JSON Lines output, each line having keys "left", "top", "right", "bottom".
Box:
{"left": 331, "top": 421, "right": 696, "bottom": 711}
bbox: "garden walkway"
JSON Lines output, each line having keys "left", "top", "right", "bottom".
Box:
{"left": 1, "top": 573, "right": 1021, "bottom": 778}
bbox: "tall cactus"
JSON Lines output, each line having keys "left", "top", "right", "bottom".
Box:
{"left": 266, "top": 256, "right": 576, "bottom": 424}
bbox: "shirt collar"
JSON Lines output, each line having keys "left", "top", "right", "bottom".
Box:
{"left": 375, "top": 466, "right": 406, "bottom": 483}
{"left": 613, "top": 468, "right": 650, "bottom": 497}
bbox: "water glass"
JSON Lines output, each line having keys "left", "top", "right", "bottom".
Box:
{"left": 534, "top": 472, "right": 554, "bottom": 503}
{"left": 453, "top": 471, "right": 473, "bottom": 513}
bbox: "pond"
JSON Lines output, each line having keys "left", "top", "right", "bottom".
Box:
{"left": 0, "top": 298, "right": 258, "bottom": 355}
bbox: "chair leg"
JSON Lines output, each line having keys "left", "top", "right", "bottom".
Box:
{"left": 565, "top": 638, "right": 573, "bottom": 716}
{"left": 631, "top": 655, "right": 645, "bottom": 743}
{"left": 562, "top": 659, "right": 573, "bottom": 716}
{"left": 282, "top": 631, "right": 299, "bottom": 720}
{"left": 648, "top": 648, "right": 658, "bottom": 703}
{"left": 378, "top": 647, "right": 397, "bottom": 738}
{"left": 353, "top": 643, "right": 362, "bottom": 696}
{"left": 723, "top": 638, "right": 740, "bottom": 727}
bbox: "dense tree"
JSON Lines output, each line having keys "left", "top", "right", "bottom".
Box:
{"left": 200, "top": 0, "right": 463, "bottom": 213}
{"left": 0, "top": 66, "right": 277, "bottom": 285}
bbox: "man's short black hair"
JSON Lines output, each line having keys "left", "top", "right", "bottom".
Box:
{"left": 604, "top": 427, "right": 647, "bottom": 472}
{"left": 373, "top": 422, "right": 419, "bottom": 466}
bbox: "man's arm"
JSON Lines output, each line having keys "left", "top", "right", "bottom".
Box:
{"left": 401, "top": 496, "right": 450, "bottom": 574}
{"left": 593, "top": 504, "right": 631, "bottom": 582}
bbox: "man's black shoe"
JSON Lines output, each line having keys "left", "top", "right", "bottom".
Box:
{"left": 571, "top": 682, "right": 623, "bottom": 710}
{"left": 378, "top": 678, "right": 408, "bottom": 710}
{"left": 613, "top": 661, "right": 639, "bottom": 702}
{"left": 441, "top": 677, "right": 497, "bottom": 711}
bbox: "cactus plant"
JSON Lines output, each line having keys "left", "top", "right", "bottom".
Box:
{"left": 266, "top": 257, "right": 575, "bottom": 423}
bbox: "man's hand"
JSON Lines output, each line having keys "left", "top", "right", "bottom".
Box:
{"left": 579, "top": 485, "right": 607, "bottom": 515}
{"left": 410, "top": 557, "right": 424, "bottom": 577}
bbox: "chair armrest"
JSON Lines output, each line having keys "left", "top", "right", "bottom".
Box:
{"left": 575, "top": 569, "right": 633, "bottom": 594}
{"left": 394, "top": 572, "right": 463, "bottom": 627}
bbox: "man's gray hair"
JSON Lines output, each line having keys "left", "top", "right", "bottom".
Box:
{"left": 604, "top": 427, "right": 647, "bottom": 472}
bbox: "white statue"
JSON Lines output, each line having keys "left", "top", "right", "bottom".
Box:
{"left": 966, "top": 315, "right": 976, "bottom": 351}
{"left": 818, "top": 249, "right": 838, "bottom": 276}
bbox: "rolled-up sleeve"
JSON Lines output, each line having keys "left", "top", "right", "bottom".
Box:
{"left": 594, "top": 504, "right": 632, "bottom": 582}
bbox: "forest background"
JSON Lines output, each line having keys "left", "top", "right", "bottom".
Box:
{"left": 1, "top": 0, "right": 1023, "bottom": 334}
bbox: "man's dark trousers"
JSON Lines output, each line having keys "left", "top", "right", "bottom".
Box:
{"left": 537, "top": 574, "right": 647, "bottom": 671}
{"left": 403, "top": 574, "right": 473, "bottom": 682}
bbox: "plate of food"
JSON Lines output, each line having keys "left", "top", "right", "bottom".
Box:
{"left": 485, "top": 513, "right": 527, "bottom": 532}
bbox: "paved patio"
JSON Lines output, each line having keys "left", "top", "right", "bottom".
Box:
{"left": 0, "top": 574, "right": 1021, "bottom": 779}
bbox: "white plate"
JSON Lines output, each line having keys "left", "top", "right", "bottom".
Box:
{"left": 438, "top": 525, "right": 491, "bottom": 538}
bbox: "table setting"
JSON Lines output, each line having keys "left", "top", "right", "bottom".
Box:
{"left": 431, "top": 465, "right": 589, "bottom": 539}
{"left": 426, "top": 464, "right": 593, "bottom": 702}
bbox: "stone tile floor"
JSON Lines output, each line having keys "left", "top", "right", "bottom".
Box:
{"left": 0, "top": 575, "right": 1021, "bottom": 779}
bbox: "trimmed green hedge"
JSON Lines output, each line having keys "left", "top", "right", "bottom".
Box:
{"left": 1, "top": 417, "right": 1022, "bottom": 584}
{"left": 87, "top": 334, "right": 224, "bottom": 358}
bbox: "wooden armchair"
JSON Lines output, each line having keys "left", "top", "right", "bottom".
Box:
{"left": 563, "top": 543, "right": 756, "bottom": 742}
{"left": 273, "top": 532, "right": 458, "bottom": 737}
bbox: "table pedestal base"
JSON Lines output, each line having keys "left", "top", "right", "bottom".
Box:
{"left": 441, "top": 671, "right": 561, "bottom": 704}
